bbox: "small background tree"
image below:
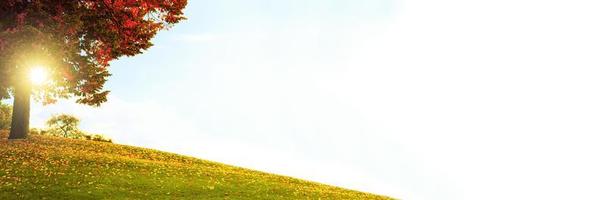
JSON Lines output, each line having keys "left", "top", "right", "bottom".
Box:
{"left": 46, "top": 114, "right": 82, "bottom": 139}
{"left": 0, "top": 103, "right": 12, "bottom": 130}
{"left": 42, "top": 114, "right": 112, "bottom": 142}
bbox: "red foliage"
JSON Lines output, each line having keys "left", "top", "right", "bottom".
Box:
{"left": 0, "top": 0, "right": 187, "bottom": 105}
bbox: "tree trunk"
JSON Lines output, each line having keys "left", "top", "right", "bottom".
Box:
{"left": 8, "top": 83, "right": 31, "bottom": 139}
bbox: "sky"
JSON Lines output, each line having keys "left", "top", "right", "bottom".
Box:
{"left": 22, "top": 0, "right": 606, "bottom": 199}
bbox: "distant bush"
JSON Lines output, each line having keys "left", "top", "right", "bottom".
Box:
{"left": 0, "top": 103, "right": 11, "bottom": 130}
{"left": 29, "top": 128, "right": 46, "bottom": 136}
{"left": 88, "top": 134, "right": 112, "bottom": 143}
{"left": 32, "top": 128, "right": 112, "bottom": 143}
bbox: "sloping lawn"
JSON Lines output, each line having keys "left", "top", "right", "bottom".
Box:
{"left": 0, "top": 131, "right": 392, "bottom": 199}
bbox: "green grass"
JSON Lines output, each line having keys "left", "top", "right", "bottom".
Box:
{"left": 0, "top": 131, "right": 392, "bottom": 199}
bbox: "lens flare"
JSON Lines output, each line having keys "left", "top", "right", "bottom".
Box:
{"left": 29, "top": 67, "right": 48, "bottom": 85}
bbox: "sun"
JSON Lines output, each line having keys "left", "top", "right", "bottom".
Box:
{"left": 29, "top": 67, "right": 48, "bottom": 85}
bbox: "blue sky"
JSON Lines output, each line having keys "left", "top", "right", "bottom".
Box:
{"left": 27, "top": 0, "right": 606, "bottom": 199}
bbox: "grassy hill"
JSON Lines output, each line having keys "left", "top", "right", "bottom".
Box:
{"left": 0, "top": 131, "right": 392, "bottom": 199}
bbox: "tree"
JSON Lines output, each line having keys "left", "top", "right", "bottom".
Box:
{"left": 0, "top": 102, "right": 11, "bottom": 130}
{"left": 46, "top": 114, "right": 80, "bottom": 138}
{"left": 0, "top": 0, "right": 187, "bottom": 139}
